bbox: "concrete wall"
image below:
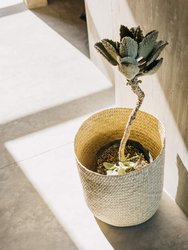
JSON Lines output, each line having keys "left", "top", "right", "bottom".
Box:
{"left": 84, "top": 0, "right": 115, "bottom": 83}
{"left": 85, "top": 0, "right": 188, "bottom": 211}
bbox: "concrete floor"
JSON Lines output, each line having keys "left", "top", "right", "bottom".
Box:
{"left": 0, "top": 1, "right": 114, "bottom": 249}
{"left": 0, "top": 1, "right": 187, "bottom": 250}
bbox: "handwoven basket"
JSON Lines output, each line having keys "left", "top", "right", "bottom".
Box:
{"left": 74, "top": 108, "right": 165, "bottom": 227}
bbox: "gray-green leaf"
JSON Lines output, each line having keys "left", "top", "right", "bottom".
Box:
{"left": 146, "top": 41, "right": 168, "bottom": 66}
{"left": 119, "top": 37, "right": 138, "bottom": 58}
{"left": 102, "top": 39, "right": 117, "bottom": 50}
{"left": 95, "top": 42, "right": 118, "bottom": 66}
{"left": 120, "top": 57, "right": 138, "bottom": 65}
{"left": 143, "top": 58, "right": 163, "bottom": 75}
{"left": 101, "top": 39, "right": 119, "bottom": 62}
{"left": 135, "top": 26, "right": 144, "bottom": 43}
{"left": 120, "top": 25, "right": 134, "bottom": 40}
{"left": 130, "top": 26, "right": 144, "bottom": 43}
{"left": 118, "top": 63, "right": 140, "bottom": 80}
{"left": 138, "top": 30, "right": 158, "bottom": 58}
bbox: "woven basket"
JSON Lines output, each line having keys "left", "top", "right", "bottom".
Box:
{"left": 74, "top": 108, "right": 165, "bottom": 227}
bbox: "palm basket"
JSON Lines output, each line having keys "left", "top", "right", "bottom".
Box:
{"left": 74, "top": 108, "right": 165, "bottom": 227}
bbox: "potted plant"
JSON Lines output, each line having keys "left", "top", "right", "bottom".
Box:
{"left": 74, "top": 25, "right": 168, "bottom": 227}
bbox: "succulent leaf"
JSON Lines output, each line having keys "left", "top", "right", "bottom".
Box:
{"left": 116, "top": 41, "right": 120, "bottom": 52}
{"left": 102, "top": 39, "right": 117, "bottom": 50}
{"left": 146, "top": 41, "right": 168, "bottom": 66}
{"left": 138, "top": 30, "right": 158, "bottom": 58}
{"left": 101, "top": 39, "right": 119, "bottom": 62}
{"left": 120, "top": 57, "right": 138, "bottom": 65}
{"left": 130, "top": 27, "right": 137, "bottom": 35}
{"left": 130, "top": 26, "right": 144, "bottom": 43}
{"left": 118, "top": 63, "right": 140, "bottom": 80}
{"left": 135, "top": 26, "right": 144, "bottom": 43}
{"left": 127, "top": 162, "right": 137, "bottom": 168}
{"left": 120, "top": 25, "right": 134, "bottom": 40}
{"left": 103, "top": 162, "right": 116, "bottom": 170}
{"left": 119, "top": 37, "right": 138, "bottom": 58}
{"left": 143, "top": 58, "right": 163, "bottom": 75}
{"left": 94, "top": 42, "right": 118, "bottom": 66}
{"left": 118, "top": 168, "right": 126, "bottom": 175}
{"left": 95, "top": 25, "right": 167, "bottom": 80}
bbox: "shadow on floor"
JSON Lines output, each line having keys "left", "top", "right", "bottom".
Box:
{"left": 32, "top": 0, "right": 89, "bottom": 57}
{"left": 95, "top": 193, "right": 188, "bottom": 250}
{"left": 0, "top": 86, "right": 114, "bottom": 167}
{"left": 0, "top": 86, "right": 114, "bottom": 248}
{"left": 0, "top": 2, "right": 114, "bottom": 248}
{"left": 0, "top": 162, "right": 79, "bottom": 250}
{"left": 0, "top": 3, "right": 27, "bottom": 17}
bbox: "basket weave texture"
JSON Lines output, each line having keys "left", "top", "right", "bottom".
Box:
{"left": 74, "top": 108, "right": 165, "bottom": 227}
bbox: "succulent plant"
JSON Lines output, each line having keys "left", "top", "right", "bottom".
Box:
{"left": 95, "top": 25, "right": 168, "bottom": 164}
{"left": 95, "top": 25, "right": 168, "bottom": 80}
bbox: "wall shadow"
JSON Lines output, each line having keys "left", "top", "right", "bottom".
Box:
{"left": 95, "top": 193, "right": 188, "bottom": 250}
{"left": 127, "top": 0, "right": 188, "bottom": 149}
{"left": 176, "top": 155, "right": 188, "bottom": 217}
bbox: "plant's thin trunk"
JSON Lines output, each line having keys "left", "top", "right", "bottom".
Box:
{"left": 118, "top": 79, "right": 145, "bottom": 162}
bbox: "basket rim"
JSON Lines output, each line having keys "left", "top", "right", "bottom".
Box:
{"left": 74, "top": 107, "right": 165, "bottom": 178}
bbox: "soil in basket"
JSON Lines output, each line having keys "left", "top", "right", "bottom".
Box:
{"left": 96, "top": 140, "right": 152, "bottom": 175}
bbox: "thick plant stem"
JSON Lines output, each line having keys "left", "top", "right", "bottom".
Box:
{"left": 118, "top": 78, "right": 145, "bottom": 162}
